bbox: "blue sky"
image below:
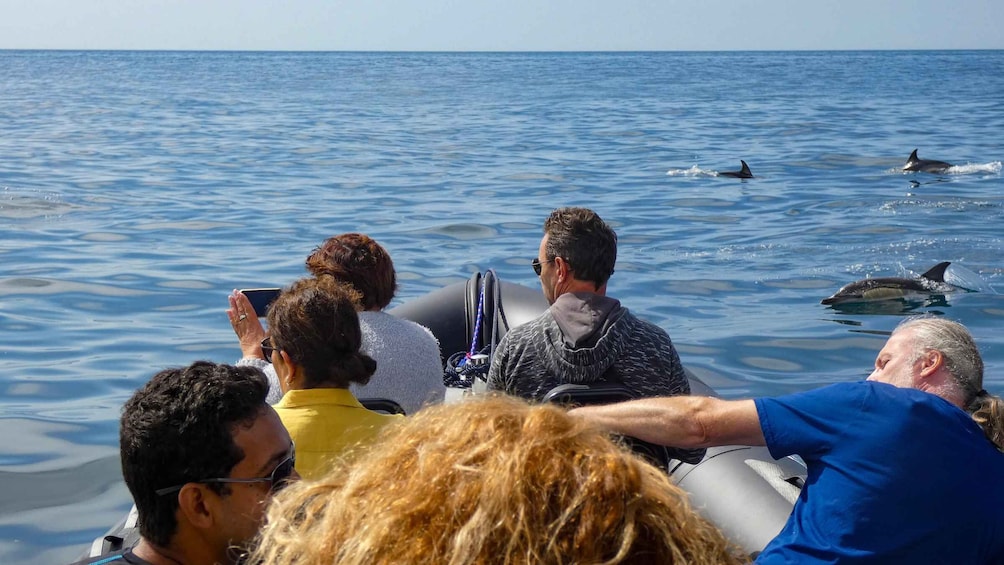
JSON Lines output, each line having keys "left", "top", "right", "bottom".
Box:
{"left": 3, "top": 0, "right": 1002, "bottom": 51}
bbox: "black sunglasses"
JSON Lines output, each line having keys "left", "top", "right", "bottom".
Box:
{"left": 531, "top": 257, "right": 555, "bottom": 276}
{"left": 261, "top": 336, "right": 279, "bottom": 362}
{"left": 154, "top": 444, "right": 296, "bottom": 496}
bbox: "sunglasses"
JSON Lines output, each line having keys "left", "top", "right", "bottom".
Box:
{"left": 531, "top": 257, "right": 554, "bottom": 276}
{"left": 261, "top": 336, "right": 279, "bottom": 362}
{"left": 155, "top": 443, "right": 296, "bottom": 496}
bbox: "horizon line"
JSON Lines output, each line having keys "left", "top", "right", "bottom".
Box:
{"left": 1, "top": 47, "right": 1003, "bottom": 54}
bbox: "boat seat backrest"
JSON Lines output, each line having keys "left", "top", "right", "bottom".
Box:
{"left": 541, "top": 382, "right": 636, "bottom": 405}
{"left": 360, "top": 398, "right": 407, "bottom": 415}
{"left": 541, "top": 383, "right": 676, "bottom": 472}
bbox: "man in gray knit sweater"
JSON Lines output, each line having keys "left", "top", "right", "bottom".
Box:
{"left": 487, "top": 207, "right": 693, "bottom": 408}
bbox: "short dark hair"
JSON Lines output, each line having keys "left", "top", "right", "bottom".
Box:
{"left": 543, "top": 207, "right": 617, "bottom": 289}
{"left": 305, "top": 233, "right": 397, "bottom": 311}
{"left": 267, "top": 276, "right": 377, "bottom": 388}
{"left": 120, "top": 361, "right": 269, "bottom": 547}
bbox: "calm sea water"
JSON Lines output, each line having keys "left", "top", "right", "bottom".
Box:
{"left": 1, "top": 50, "right": 1002, "bottom": 563}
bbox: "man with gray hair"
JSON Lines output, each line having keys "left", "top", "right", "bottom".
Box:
{"left": 571, "top": 317, "right": 1004, "bottom": 563}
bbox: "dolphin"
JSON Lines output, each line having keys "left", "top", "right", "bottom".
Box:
{"left": 821, "top": 262, "right": 956, "bottom": 306}
{"left": 718, "top": 160, "right": 753, "bottom": 179}
{"left": 903, "top": 149, "right": 952, "bottom": 173}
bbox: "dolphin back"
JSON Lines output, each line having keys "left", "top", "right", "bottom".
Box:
{"left": 920, "top": 261, "right": 951, "bottom": 282}
{"left": 719, "top": 160, "right": 753, "bottom": 178}
{"left": 820, "top": 277, "right": 929, "bottom": 305}
{"left": 903, "top": 149, "right": 952, "bottom": 173}
{"left": 820, "top": 262, "right": 957, "bottom": 306}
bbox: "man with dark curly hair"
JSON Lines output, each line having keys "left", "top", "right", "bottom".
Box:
{"left": 74, "top": 361, "right": 296, "bottom": 565}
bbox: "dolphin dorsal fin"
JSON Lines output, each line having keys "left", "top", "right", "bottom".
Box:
{"left": 920, "top": 261, "right": 951, "bottom": 282}
{"left": 908, "top": 149, "right": 919, "bottom": 162}
{"left": 740, "top": 160, "right": 751, "bottom": 175}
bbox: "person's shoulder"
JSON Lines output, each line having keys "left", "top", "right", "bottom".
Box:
{"left": 761, "top": 381, "right": 871, "bottom": 413}
{"left": 867, "top": 381, "right": 970, "bottom": 417}
{"left": 786, "top": 380, "right": 933, "bottom": 406}
{"left": 527, "top": 309, "right": 557, "bottom": 330}
{"left": 613, "top": 309, "right": 677, "bottom": 348}
{"left": 857, "top": 380, "right": 932, "bottom": 404}
{"left": 498, "top": 310, "right": 552, "bottom": 343}
{"left": 68, "top": 548, "right": 150, "bottom": 565}
{"left": 358, "top": 310, "right": 402, "bottom": 330}
{"left": 362, "top": 311, "right": 438, "bottom": 340}
{"left": 606, "top": 304, "right": 663, "bottom": 332}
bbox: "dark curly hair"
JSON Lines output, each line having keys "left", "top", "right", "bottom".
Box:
{"left": 305, "top": 233, "right": 397, "bottom": 311}
{"left": 120, "top": 361, "right": 269, "bottom": 547}
{"left": 267, "top": 276, "right": 377, "bottom": 388}
{"left": 544, "top": 207, "right": 617, "bottom": 289}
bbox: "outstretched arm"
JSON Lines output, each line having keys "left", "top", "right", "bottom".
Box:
{"left": 569, "top": 396, "right": 765, "bottom": 449}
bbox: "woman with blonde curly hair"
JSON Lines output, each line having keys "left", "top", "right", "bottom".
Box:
{"left": 248, "top": 395, "right": 744, "bottom": 565}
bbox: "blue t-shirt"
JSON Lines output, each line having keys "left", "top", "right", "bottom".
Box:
{"left": 754, "top": 381, "right": 1004, "bottom": 564}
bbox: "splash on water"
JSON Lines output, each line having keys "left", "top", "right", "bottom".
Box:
{"left": 666, "top": 165, "right": 717, "bottom": 177}
{"left": 944, "top": 263, "right": 997, "bottom": 293}
{"left": 890, "top": 161, "right": 1003, "bottom": 175}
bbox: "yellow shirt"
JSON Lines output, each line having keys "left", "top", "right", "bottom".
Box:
{"left": 274, "top": 388, "right": 402, "bottom": 480}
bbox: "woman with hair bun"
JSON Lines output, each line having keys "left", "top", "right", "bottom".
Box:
{"left": 228, "top": 233, "right": 445, "bottom": 415}
{"left": 264, "top": 276, "right": 402, "bottom": 479}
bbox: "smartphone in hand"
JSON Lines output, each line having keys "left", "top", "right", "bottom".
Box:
{"left": 240, "top": 288, "right": 281, "bottom": 317}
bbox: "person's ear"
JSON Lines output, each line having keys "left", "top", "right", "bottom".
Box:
{"left": 554, "top": 256, "right": 569, "bottom": 282}
{"left": 279, "top": 351, "right": 300, "bottom": 387}
{"left": 176, "top": 483, "right": 216, "bottom": 530}
{"left": 919, "top": 349, "right": 944, "bottom": 378}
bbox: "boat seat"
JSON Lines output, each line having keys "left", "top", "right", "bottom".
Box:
{"left": 541, "top": 382, "right": 691, "bottom": 473}
{"left": 86, "top": 505, "right": 140, "bottom": 558}
{"left": 360, "top": 398, "right": 406, "bottom": 415}
{"left": 542, "top": 382, "right": 637, "bottom": 405}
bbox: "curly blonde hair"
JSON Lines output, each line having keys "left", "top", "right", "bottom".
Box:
{"left": 248, "top": 395, "right": 745, "bottom": 565}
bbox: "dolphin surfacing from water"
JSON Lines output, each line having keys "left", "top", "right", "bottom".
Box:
{"left": 821, "top": 262, "right": 955, "bottom": 305}
{"left": 718, "top": 160, "right": 753, "bottom": 179}
{"left": 903, "top": 149, "right": 952, "bottom": 173}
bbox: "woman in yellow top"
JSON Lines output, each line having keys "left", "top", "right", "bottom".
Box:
{"left": 263, "top": 275, "right": 402, "bottom": 480}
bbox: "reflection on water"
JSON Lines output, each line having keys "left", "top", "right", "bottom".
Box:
{"left": 415, "top": 223, "right": 500, "bottom": 240}
{"left": 825, "top": 295, "right": 949, "bottom": 316}
{"left": 0, "top": 187, "right": 85, "bottom": 219}
{"left": 0, "top": 455, "right": 121, "bottom": 515}
{"left": 0, "top": 423, "right": 126, "bottom": 563}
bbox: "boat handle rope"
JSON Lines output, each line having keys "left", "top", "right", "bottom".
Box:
{"left": 444, "top": 270, "right": 504, "bottom": 388}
